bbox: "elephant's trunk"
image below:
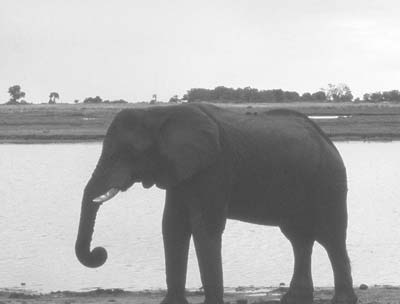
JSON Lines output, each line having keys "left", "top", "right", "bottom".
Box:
{"left": 75, "top": 190, "right": 108, "bottom": 268}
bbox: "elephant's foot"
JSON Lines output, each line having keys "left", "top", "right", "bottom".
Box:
{"left": 280, "top": 287, "right": 313, "bottom": 304}
{"left": 331, "top": 291, "right": 358, "bottom": 304}
{"left": 160, "top": 294, "right": 189, "bottom": 304}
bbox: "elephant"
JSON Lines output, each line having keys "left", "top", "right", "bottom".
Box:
{"left": 75, "top": 103, "right": 357, "bottom": 304}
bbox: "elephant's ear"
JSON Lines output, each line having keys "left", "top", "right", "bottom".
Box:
{"left": 158, "top": 107, "right": 221, "bottom": 184}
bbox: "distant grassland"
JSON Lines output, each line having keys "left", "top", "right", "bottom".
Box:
{"left": 1, "top": 102, "right": 400, "bottom": 143}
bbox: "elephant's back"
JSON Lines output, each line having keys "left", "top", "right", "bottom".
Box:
{"left": 192, "top": 103, "right": 343, "bottom": 171}
{"left": 262, "top": 108, "right": 337, "bottom": 151}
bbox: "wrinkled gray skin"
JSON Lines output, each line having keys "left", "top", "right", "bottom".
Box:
{"left": 75, "top": 103, "right": 357, "bottom": 304}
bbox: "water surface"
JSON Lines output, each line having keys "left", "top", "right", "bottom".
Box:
{"left": 0, "top": 142, "right": 399, "bottom": 292}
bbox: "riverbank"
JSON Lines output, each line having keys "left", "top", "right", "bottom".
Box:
{"left": 1, "top": 102, "right": 400, "bottom": 143}
{"left": 1, "top": 286, "right": 399, "bottom": 304}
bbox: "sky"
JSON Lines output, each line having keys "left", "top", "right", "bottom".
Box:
{"left": 1, "top": 0, "right": 400, "bottom": 103}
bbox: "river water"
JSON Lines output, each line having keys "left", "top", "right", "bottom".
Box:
{"left": 0, "top": 142, "right": 399, "bottom": 292}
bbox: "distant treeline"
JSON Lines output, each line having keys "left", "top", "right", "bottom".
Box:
{"left": 4, "top": 83, "right": 400, "bottom": 105}
{"left": 184, "top": 85, "right": 400, "bottom": 104}
{"left": 184, "top": 84, "right": 351, "bottom": 103}
{"left": 82, "top": 96, "right": 128, "bottom": 104}
{"left": 362, "top": 91, "right": 400, "bottom": 103}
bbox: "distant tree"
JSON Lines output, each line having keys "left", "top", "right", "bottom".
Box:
{"left": 354, "top": 97, "right": 361, "bottom": 103}
{"left": 311, "top": 91, "right": 327, "bottom": 102}
{"left": 83, "top": 96, "right": 103, "bottom": 103}
{"left": 382, "top": 90, "right": 400, "bottom": 102}
{"left": 300, "top": 92, "right": 312, "bottom": 101}
{"left": 272, "top": 89, "right": 284, "bottom": 102}
{"left": 74, "top": 99, "right": 79, "bottom": 104}
{"left": 362, "top": 93, "right": 371, "bottom": 102}
{"left": 369, "top": 92, "right": 384, "bottom": 103}
{"left": 325, "top": 83, "right": 353, "bottom": 102}
{"left": 7, "top": 85, "right": 26, "bottom": 104}
{"left": 362, "top": 91, "right": 400, "bottom": 103}
{"left": 169, "top": 95, "right": 179, "bottom": 103}
{"left": 391, "top": 90, "right": 400, "bottom": 102}
{"left": 382, "top": 91, "right": 392, "bottom": 102}
{"left": 249, "top": 87, "right": 261, "bottom": 102}
{"left": 283, "top": 91, "right": 300, "bottom": 102}
{"left": 150, "top": 94, "right": 157, "bottom": 104}
{"left": 48, "top": 92, "right": 60, "bottom": 104}
{"left": 184, "top": 88, "right": 211, "bottom": 102}
{"left": 238, "top": 87, "right": 252, "bottom": 103}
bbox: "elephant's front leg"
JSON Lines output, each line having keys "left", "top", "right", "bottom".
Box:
{"left": 161, "top": 190, "right": 191, "bottom": 304}
{"left": 190, "top": 211, "right": 225, "bottom": 304}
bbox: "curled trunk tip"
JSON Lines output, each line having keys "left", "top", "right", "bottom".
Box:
{"left": 75, "top": 244, "right": 108, "bottom": 268}
{"left": 75, "top": 194, "right": 108, "bottom": 268}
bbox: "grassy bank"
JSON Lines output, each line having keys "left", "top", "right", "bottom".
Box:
{"left": 1, "top": 286, "right": 399, "bottom": 304}
{"left": 1, "top": 102, "right": 400, "bottom": 143}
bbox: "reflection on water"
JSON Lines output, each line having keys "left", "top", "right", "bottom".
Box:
{"left": 0, "top": 142, "right": 399, "bottom": 292}
{"left": 309, "top": 115, "right": 351, "bottom": 119}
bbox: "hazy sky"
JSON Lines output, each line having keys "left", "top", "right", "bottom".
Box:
{"left": 1, "top": 0, "right": 400, "bottom": 103}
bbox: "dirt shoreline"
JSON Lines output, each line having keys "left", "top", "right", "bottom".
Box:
{"left": 1, "top": 286, "right": 399, "bottom": 304}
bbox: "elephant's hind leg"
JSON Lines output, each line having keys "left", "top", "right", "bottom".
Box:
{"left": 280, "top": 226, "right": 315, "bottom": 304}
{"left": 315, "top": 186, "right": 358, "bottom": 304}
{"left": 317, "top": 233, "right": 357, "bottom": 304}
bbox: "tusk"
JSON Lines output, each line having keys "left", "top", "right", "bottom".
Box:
{"left": 92, "top": 188, "right": 119, "bottom": 204}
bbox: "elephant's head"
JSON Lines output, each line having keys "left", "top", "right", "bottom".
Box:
{"left": 75, "top": 105, "right": 221, "bottom": 268}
